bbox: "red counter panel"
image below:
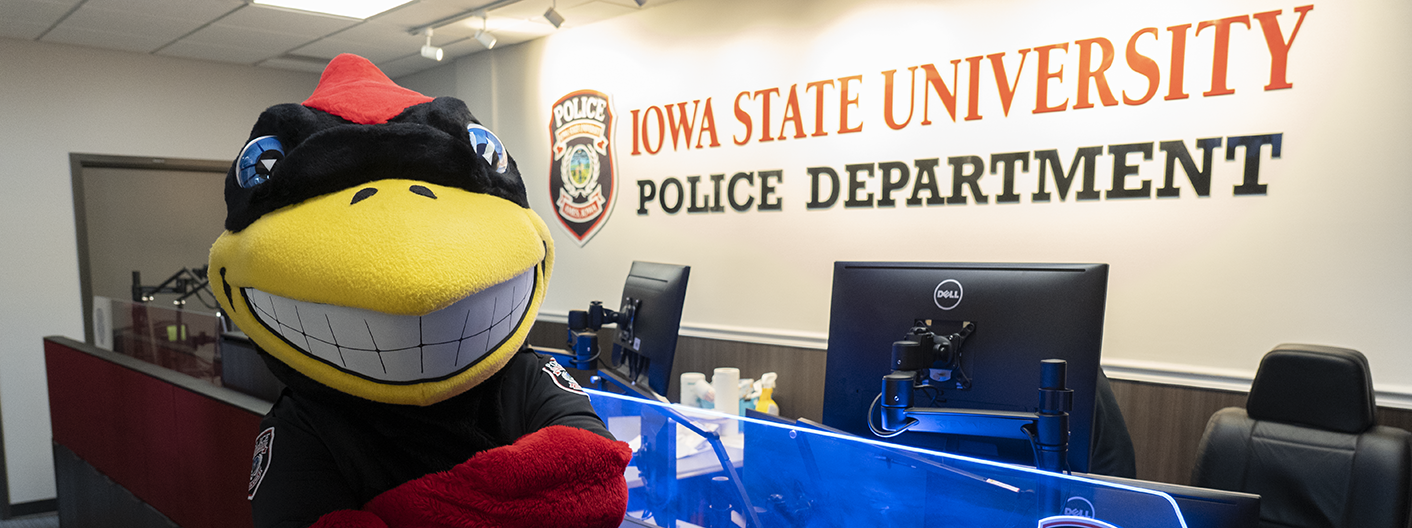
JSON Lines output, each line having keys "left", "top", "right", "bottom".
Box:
{"left": 45, "top": 338, "right": 263, "bottom": 528}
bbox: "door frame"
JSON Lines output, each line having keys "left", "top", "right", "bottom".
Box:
{"left": 69, "top": 153, "right": 229, "bottom": 345}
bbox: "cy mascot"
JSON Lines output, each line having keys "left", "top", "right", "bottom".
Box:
{"left": 210, "top": 54, "right": 630, "bottom": 528}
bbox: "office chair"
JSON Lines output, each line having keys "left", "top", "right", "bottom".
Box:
{"left": 1192, "top": 344, "right": 1412, "bottom": 528}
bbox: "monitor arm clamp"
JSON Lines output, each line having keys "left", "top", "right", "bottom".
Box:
{"left": 874, "top": 323, "right": 1074, "bottom": 473}
{"left": 532, "top": 298, "right": 639, "bottom": 371}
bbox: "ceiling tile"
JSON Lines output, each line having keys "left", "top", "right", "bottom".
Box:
{"left": 598, "top": 0, "right": 680, "bottom": 8}
{"left": 490, "top": 0, "right": 629, "bottom": 30}
{"left": 216, "top": 5, "right": 361, "bottom": 37}
{"left": 316, "top": 19, "right": 424, "bottom": 46}
{"left": 486, "top": 16, "right": 556, "bottom": 37}
{"left": 293, "top": 37, "right": 417, "bottom": 64}
{"left": 184, "top": 23, "right": 316, "bottom": 54}
{"left": 492, "top": 0, "right": 558, "bottom": 22}
{"left": 41, "top": 24, "right": 172, "bottom": 53}
{"left": 560, "top": 1, "right": 635, "bottom": 26}
{"left": 0, "top": 21, "right": 51, "bottom": 41}
{"left": 58, "top": 5, "right": 208, "bottom": 43}
{"left": 0, "top": 0, "right": 80, "bottom": 27}
{"left": 156, "top": 39, "right": 275, "bottom": 65}
{"left": 5, "top": 0, "right": 665, "bottom": 80}
{"left": 79, "top": 0, "right": 242, "bottom": 23}
{"left": 370, "top": 0, "right": 481, "bottom": 28}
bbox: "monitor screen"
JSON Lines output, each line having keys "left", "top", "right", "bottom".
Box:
{"left": 1079, "top": 473, "right": 1261, "bottom": 528}
{"left": 822, "top": 262, "right": 1108, "bottom": 472}
{"left": 608, "top": 261, "right": 690, "bottom": 398}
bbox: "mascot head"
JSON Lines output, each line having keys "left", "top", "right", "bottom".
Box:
{"left": 210, "top": 54, "right": 554, "bottom": 406}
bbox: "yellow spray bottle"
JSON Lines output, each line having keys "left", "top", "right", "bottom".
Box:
{"left": 754, "top": 372, "right": 779, "bottom": 415}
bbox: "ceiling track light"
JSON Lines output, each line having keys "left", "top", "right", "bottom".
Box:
{"left": 420, "top": 28, "right": 443, "bottom": 61}
{"left": 634, "top": 0, "right": 647, "bottom": 6}
{"left": 543, "top": 1, "right": 564, "bottom": 28}
{"left": 475, "top": 30, "right": 498, "bottom": 49}
{"left": 475, "top": 16, "right": 497, "bottom": 49}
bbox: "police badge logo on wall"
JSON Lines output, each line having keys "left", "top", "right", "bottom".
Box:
{"left": 549, "top": 90, "right": 616, "bottom": 246}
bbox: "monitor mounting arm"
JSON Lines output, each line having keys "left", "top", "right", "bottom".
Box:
{"left": 532, "top": 297, "right": 639, "bottom": 370}
{"left": 131, "top": 266, "right": 215, "bottom": 308}
{"left": 874, "top": 323, "right": 1074, "bottom": 473}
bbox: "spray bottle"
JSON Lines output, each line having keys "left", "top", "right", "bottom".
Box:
{"left": 754, "top": 372, "right": 779, "bottom": 415}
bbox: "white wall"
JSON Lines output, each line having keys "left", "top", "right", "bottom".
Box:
{"left": 394, "top": 60, "right": 458, "bottom": 100}
{"left": 453, "top": 0, "right": 1412, "bottom": 404}
{"left": 0, "top": 37, "right": 318, "bottom": 503}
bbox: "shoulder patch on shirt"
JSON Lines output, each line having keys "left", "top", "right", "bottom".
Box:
{"left": 248, "top": 427, "right": 275, "bottom": 500}
{"left": 542, "top": 357, "right": 587, "bottom": 396}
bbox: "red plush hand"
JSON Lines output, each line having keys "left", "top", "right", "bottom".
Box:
{"left": 361, "top": 425, "right": 632, "bottom": 528}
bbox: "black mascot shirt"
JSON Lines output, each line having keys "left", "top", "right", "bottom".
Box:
{"left": 249, "top": 350, "right": 612, "bottom": 528}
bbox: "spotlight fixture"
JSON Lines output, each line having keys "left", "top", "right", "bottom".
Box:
{"left": 634, "top": 0, "right": 647, "bottom": 6}
{"left": 543, "top": 3, "right": 564, "bottom": 28}
{"left": 420, "top": 28, "right": 443, "bottom": 61}
{"left": 474, "top": 17, "right": 496, "bottom": 49}
{"left": 474, "top": 30, "right": 497, "bottom": 49}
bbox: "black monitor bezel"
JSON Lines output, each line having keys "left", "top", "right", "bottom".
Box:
{"left": 822, "top": 261, "right": 1108, "bottom": 472}
{"left": 608, "top": 261, "right": 690, "bottom": 398}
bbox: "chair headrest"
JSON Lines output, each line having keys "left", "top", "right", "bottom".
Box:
{"left": 1246, "top": 344, "right": 1376, "bottom": 434}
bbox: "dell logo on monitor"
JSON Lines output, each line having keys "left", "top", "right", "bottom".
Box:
{"left": 933, "top": 279, "right": 963, "bottom": 310}
{"left": 1063, "top": 496, "right": 1096, "bottom": 518}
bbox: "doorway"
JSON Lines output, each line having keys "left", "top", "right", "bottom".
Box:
{"left": 70, "top": 154, "right": 229, "bottom": 345}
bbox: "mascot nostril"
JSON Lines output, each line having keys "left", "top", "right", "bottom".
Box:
{"left": 409, "top": 185, "right": 437, "bottom": 199}
{"left": 350, "top": 187, "right": 378, "bottom": 204}
{"left": 211, "top": 54, "right": 629, "bottom": 528}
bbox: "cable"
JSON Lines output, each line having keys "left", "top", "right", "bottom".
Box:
{"left": 914, "top": 383, "right": 941, "bottom": 406}
{"left": 1022, "top": 424, "right": 1042, "bottom": 470}
{"left": 866, "top": 393, "right": 918, "bottom": 438}
{"left": 1020, "top": 424, "right": 1071, "bottom": 474}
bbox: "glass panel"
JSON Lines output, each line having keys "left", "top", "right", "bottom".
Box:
{"left": 589, "top": 389, "right": 1189, "bottom": 528}
{"left": 94, "top": 296, "right": 225, "bottom": 385}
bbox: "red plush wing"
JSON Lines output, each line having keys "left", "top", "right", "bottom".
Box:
{"left": 363, "top": 425, "right": 632, "bottom": 528}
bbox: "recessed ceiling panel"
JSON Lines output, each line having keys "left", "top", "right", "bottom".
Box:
{"left": 218, "top": 5, "right": 361, "bottom": 37}
{"left": 80, "top": 0, "right": 242, "bottom": 23}
{"left": 251, "top": 0, "right": 412, "bottom": 20}
{"left": 182, "top": 24, "right": 313, "bottom": 54}
{"left": 58, "top": 6, "right": 207, "bottom": 43}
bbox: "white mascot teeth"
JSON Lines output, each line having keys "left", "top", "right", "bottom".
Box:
{"left": 244, "top": 268, "right": 534, "bottom": 382}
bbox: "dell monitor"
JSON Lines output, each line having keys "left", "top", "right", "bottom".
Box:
{"left": 604, "top": 261, "right": 690, "bottom": 398}
{"left": 822, "top": 262, "right": 1108, "bottom": 472}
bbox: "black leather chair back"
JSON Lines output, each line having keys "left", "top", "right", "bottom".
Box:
{"left": 1192, "top": 344, "right": 1412, "bottom": 528}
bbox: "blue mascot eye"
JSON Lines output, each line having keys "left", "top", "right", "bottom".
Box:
{"left": 467, "top": 123, "right": 508, "bottom": 174}
{"left": 237, "top": 135, "right": 285, "bottom": 188}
